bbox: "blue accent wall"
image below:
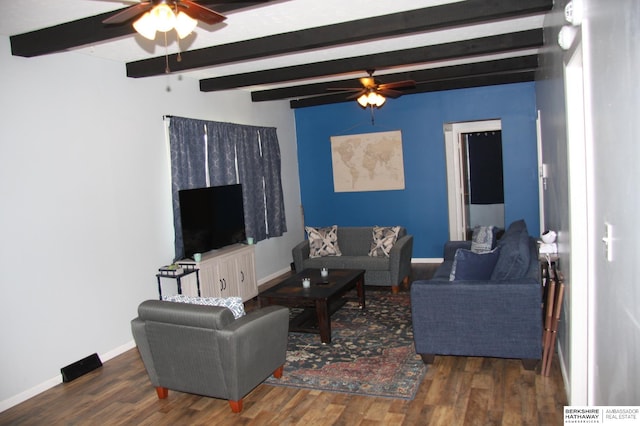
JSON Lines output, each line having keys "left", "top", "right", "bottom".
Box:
{"left": 294, "top": 82, "right": 540, "bottom": 257}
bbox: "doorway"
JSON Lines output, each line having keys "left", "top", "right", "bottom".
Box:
{"left": 444, "top": 120, "right": 504, "bottom": 240}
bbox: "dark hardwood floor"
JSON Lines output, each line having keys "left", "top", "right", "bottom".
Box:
{"left": 0, "top": 264, "right": 567, "bottom": 425}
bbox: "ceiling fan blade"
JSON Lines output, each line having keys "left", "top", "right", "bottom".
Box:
{"left": 346, "top": 90, "right": 367, "bottom": 100}
{"left": 377, "top": 89, "right": 404, "bottom": 98}
{"left": 178, "top": 1, "right": 227, "bottom": 25}
{"left": 327, "top": 87, "right": 363, "bottom": 92}
{"left": 378, "top": 80, "right": 416, "bottom": 90}
{"left": 102, "top": 2, "right": 152, "bottom": 24}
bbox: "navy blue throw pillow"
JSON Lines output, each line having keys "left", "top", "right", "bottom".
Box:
{"left": 449, "top": 247, "right": 501, "bottom": 281}
{"left": 491, "top": 227, "right": 531, "bottom": 280}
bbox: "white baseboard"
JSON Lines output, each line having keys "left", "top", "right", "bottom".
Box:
{"left": 258, "top": 266, "right": 292, "bottom": 287}
{"left": 102, "top": 340, "right": 136, "bottom": 363}
{"left": 0, "top": 340, "right": 137, "bottom": 413}
{"left": 0, "top": 375, "right": 62, "bottom": 413}
{"left": 557, "top": 341, "right": 571, "bottom": 404}
{"left": 411, "top": 258, "right": 444, "bottom": 264}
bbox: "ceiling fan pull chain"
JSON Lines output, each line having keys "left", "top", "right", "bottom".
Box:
{"left": 164, "top": 32, "right": 170, "bottom": 74}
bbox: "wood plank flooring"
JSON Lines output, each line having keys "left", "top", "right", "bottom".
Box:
{"left": 0, "top": 265, "right": 567, "bottom": 425}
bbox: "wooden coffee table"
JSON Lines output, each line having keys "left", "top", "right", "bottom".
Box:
{"left": 258, "top": 268, "right": 365, "bottom": 344}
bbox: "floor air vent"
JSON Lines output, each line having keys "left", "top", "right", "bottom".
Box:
{"left": 61, "top": 353, "right": 103, "bottom": 383}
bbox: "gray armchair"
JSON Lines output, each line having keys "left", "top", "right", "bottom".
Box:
{"left": 131, "top": 300, "right": 289, "bottom": 413}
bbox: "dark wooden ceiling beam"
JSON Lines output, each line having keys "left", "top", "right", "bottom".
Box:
{"left": 9, "top": 1, "right": 277, "bottom": 57}
{"left": 200, "top": 29, "right": 543, "bottom": 92}
{"left": 251, "top": 55, "right": 539, "bottom": 102}
{"left": 126, "top": 0, "right": 551, "bottom": 78}
{"left": 289, "top": 70, "right": 537, "bottom": 109}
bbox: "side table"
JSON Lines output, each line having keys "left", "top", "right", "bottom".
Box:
{"left": 156, "top": 267, "right": 201, "bottom": 300}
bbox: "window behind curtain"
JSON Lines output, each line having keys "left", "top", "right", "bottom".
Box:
{"left": 168, "top": 116, "right": 286, "bottom": 261}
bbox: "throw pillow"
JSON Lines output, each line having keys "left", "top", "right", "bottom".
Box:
{"left": 497, "top": 219, "right": 528, "bottom": 247}
{"left": 369, "top": 225, "right": 401, "bottom": 257}
{"left": 449, "top": 247, "right": 501, "bottom": 281}
{"left": 162, "top": 294, "right": 246, "bottom": 319}
{"left": 491, "top": 224, "right": 531, "bottom": 280}
{"left": 305, "top": 225, "right": 342, "bottom": 258}
{"left": 471, "top": 225, "right": 497, "bottom": 253}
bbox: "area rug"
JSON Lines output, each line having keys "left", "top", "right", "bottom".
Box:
{"left": 265, "top": 290, "right": 427, "bottom": 400}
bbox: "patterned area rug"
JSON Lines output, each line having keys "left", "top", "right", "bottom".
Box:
{"left": 265, "top": 290, "right": 427, "bottom": 400}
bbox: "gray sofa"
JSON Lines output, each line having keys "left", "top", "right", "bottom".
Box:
{"left": 131, "top": 300, "right": 289, "bottom": 412}
{"left": 410, "top": 220, "right": 542, "bottom": 369}
{"left": 292, "top": 226, "right": 414, "bottom": 293}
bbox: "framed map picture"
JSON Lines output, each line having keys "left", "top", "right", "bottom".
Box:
{"left": 330, "top": 130, "right": 405, "bottom": 192}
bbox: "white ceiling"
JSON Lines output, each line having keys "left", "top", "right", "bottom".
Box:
{"left": 0, "top": 0, "right": 546, "bottom": 92}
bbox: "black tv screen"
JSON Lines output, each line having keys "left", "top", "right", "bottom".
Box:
{"left": 178, "top": 184, "right": 246, "bottom": 259}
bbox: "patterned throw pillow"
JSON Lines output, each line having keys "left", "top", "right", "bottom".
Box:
{"left": 369, "top": 226, "right": 401, "bottom": 257}
{"left": 471, "top": 225, "right": 497, "bottom": 253}
{"left": 162, "top": 294, "right": 246, "bottom": 319}
{"left": 306, "top": 225, "right": 342, "bottom": 258}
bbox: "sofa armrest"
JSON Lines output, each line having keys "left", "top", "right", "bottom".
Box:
{"left": 218, "top": 305, "right": 290, "bottom": 399}
{"left": 292, "top": 240, "right": 310, "bottom": 272}
{"left": 389, "top": 234, "right": 414, "bottom": 286}
{"left": 443, "top": 240, "right": 472, "bottom": 261}
{"left": 410, "top": 279, "right": 542, "bottom": 359}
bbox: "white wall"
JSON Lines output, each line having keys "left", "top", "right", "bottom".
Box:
{"left": 0, "top": 36, "right": 302, "bottom": 409}
{"left": 537, "top": 0, "right": 640, "bottom": 405}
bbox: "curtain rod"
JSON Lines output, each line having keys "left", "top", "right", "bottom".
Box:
{"left": 163, "top": 115, "right": 173, "bottom": 120}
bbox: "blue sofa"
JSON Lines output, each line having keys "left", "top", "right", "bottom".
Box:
{"left": 410, "top": 220, "right": 542, "bottom": 369}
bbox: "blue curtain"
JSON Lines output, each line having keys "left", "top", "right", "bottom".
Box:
{"left": 258, "top": 127, "right": 287, "bottom": 237}
{"left": 168, "top": 116, "right": 287, "bottom": 260}
{"left": 168, "top": 117, "right": 207, "bottom": 260}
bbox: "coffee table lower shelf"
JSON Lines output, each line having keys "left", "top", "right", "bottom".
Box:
{"left": 288, "top": 298, "right": 350, "bottom": 335}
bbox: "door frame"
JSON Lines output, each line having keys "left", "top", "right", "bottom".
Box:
{"left": 444, "top": 119, "right": 502, "bottom": 240}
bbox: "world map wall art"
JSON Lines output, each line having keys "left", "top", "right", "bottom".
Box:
{"left": 330, "top": 130, "right": 405, "bottom": 192}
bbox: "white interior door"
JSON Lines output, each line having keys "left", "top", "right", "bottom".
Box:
{"left": 444, "top": 119, "right": 502, "bottom": 240}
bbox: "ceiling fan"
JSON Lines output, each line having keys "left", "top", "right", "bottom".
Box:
{"left": 330, "top": 70, "right": 416, "bottom": 109}
{"left": 102, "top": 1, "right": 226, "bottom": 40}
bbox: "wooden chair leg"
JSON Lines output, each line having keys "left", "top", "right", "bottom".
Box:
{"left": 155, "top": 387, "right": 168, "bottom": 399}
{"left": 402, "top": 275, "right": 410, "bottom": 290}
{"left": 228, "top": 399, "right": 243, "bottom": 413}
{"left": 273, "top": 365, "right": 284, "bottom": 379}
{"left": 521, "top": 359, "right": 539, "bottom": 371}
{"left": 420, "top": 354, "right": 435, "bottom": 364}
{"left": 392, "top": 276, "right": 410, "bottom": 294}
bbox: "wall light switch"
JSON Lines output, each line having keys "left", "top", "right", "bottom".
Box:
{"left": 602, "top": 222, "right": 613, "bottom": 262}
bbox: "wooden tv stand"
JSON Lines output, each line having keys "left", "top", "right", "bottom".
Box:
{"left": 174, "top": 244, "right": 258, "bottom": 302}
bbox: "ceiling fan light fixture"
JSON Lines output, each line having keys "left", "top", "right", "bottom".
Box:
{"left": 132, "top": 3, "right": 197, "bottom": 40}
{"left": 373, "top": 92, "right": 386, "bottom": 107}
{"left": 175, "top": 11, "right": 198, "bottom": 39}
{"left": 357, "top": 91, "right": 386, "bottom": 108}
{"left": 357, "top": 93, "right": 369, "bottom": 108}
{"left": 150, "top": 3, "right": 176, "bottom": 33}
{"left": 133, "top": 12, "right": 157, "bottom": 40}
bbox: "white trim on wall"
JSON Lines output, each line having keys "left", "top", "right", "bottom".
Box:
{"left": 563, "top": 31, "right": 592, "bottom": 406}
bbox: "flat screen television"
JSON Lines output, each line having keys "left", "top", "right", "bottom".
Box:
{"left": 178, "top": 184, "right": 246, "bottom": 259}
